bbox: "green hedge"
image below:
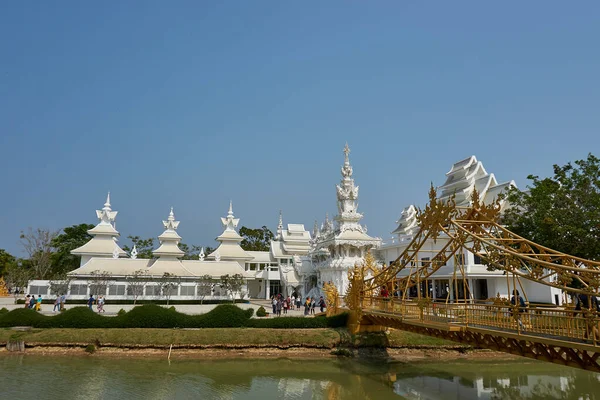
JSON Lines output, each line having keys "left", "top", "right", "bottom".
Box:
{"left": 0, "top": 305, "right": 347, "bottom": 329}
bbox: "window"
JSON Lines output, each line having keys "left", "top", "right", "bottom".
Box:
{"left": 180, "top": 286, "right": 195, "bottom": 296}
{"left": 455, "top": 254, "right": 464, "bottom": 265}
{"left": 280, "top": 259, "right": 288, "bottom": 265}
{"left": 474, "top": 254, "right": 483, "bottom": 265}
{"left": 421, "top": 257, "right": 430, "bottom": 267}
{"left": 250, "top": 263, "right": 257, "bottom": 271}
{"left": 270, "top": 265, "right": 279, "bottom": 271}
{"left": 69, "top": 284, "right": 88, "bottom": 296}
{"left": 29, "top": 285, "right": 48, "bottom": 295}
{"left": 259, "top": 264, "right": 266, "bottom": 270}
{"left": 109, "top": 285, "right": 125, "bottom": 296}
{"left": 213, "top": 286, "right": 222, "bottom": 296}
{"left": 145, "top": 285, "right": 160, "bottom": 296}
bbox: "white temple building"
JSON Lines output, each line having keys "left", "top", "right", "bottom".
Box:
{"left": 25, "top": 148, "right": 562, "bottom": 305}
{"left": 377, "top": 155, "right": 563, "bottom": 305}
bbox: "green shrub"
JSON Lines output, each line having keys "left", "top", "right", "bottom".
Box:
{"left": 45, "top": 307, "right": 113, "bottom": 329}
{"left": 114, "top": 304, "right": 186, "bottom": 328}
{"left": 0, "top": 308, "right": 46, "bottom": 327}
{"left": 188, "top": 305, "right": 254, "bottom": 328}
{"left": 117, "top": 309, "right": 127, "bottom": 317}
{"left": 0, "top": 308, "right": 9, "bottom": 315}
{"left": 326, "top": 312, "right": 349, "bottom": 328}
{"left": 85, "top": 344, "right": 96, "bottom": 354}
{"left": 256, "top": 306, "right": 267, "bottom": 317}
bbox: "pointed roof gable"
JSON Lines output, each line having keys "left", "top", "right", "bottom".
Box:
{"left": 71, "top": 192, "right": 126, "bottom": 258}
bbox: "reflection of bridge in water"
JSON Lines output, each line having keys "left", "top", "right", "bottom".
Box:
{"left": 327, "top": 187, "right": 600, "bottom": 373}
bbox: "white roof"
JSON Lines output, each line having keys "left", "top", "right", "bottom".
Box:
{"left": 208, "top": 242, "right": 253, "bottom": 261}
{"left": 245, "top": 251, "right": 273, "bottom": 263}
{"left": 68, "top": 257, "right": 252, "bottom": 279}
{"left": 71, "top": 236, "right": 127, "bottom": 257}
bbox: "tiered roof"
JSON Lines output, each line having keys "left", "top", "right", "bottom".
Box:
{"left": 207, "top": 201, "right": 253, "bottom": 262}
{"left": 71, "top": 193, "right": 127, "bottom": 258}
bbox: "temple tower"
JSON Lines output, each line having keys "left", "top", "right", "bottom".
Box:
{"left": 312, "top": 144, "right": 381, "bottom": 295}
{"left": 207, "top": 201, "right": 253, "bottom": 265}
{"left": 152, "top": 207, "right": 185, "bottom": 260}
{"left": 71, "top": 192, "right": 127, "bottom": 266}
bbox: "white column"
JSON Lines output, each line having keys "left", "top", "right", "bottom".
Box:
{"left": 432, "top": 279, "right": 437, "bottom": 299}
{"left": 265, "top": 279, "right": 270, "bottom": 299}
{"left": 468, "top": 278, "right": 474, "bottom": 301}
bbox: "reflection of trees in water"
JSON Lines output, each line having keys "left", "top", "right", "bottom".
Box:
{"left": 491, "top": 375, "right": 600, "bottom": 400}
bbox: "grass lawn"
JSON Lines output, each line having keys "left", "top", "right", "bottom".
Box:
{"left": 0, "top": 328, "right": 342, "bottom": 348}
{"left": 0, "top": 327, "right": 460, "bottom": 348}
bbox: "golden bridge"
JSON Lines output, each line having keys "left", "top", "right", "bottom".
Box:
{"left": 324, "top": 187, "right": 600, "bottom": 373}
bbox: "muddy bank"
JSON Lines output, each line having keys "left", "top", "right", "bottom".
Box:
{"left": 0, "top": 344, "right": 514, "bottom": 361}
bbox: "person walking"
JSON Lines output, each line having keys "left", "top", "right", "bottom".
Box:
{"left": 35, "top": 295, "right": 42, "bottom": 311}
{"left": 283, "top": 298, "right": 288, "bottom": 314}
{"left": 97, "top": 296, "right": 105, "bottom": 313}
{"left": 510, "top": 290, "right": 527, "bottom": 332}
{"left": 271, "top": 296, "right": 277, "bottom": 315}
{"left": 29, "top": 295, "right": 35, "bottom": 309}
{"left": 60, "top": 293, "right": 66, "bottom": 311}
{"left": 319, "top": 296, "right": 326, "bottom": 313}
{"left": 53, "top": 296, "right": 60, "bottom": 313}
{"left": 276, "top": 298, "right": 282, "bottom": 316}
{"left": 24, "top": 295, "right": 30, "bottom": 309}
{"left": 310, "top": 298, "right": 316, "bottom": 315}
{"left": 304, "top": 297, "right": 311, "bottom": 316}
{"left": 87, "top": 294, "right": 95, "bottom": 310}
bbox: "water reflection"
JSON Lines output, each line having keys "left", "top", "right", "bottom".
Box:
{"left": 0, "top": 355, "right": 598, "bottom": 399}
{"left": 391, "top": 360, "right": 600, "bottom": 400}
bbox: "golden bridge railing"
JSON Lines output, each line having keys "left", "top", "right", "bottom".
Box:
{"left": 360, "top": 297, "right": 600, "bottom": 346}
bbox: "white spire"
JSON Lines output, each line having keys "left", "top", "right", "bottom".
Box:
{"left": 96, "top": 192, "right": 118, "bottom": 226}
{"left": 163, "top": 207, "right": 180, "bottom": 231}
{"left": 199, "top": 247, "right": 205, "bottom": 261}
{"left": 104, "top": 192, "right": 111, "bottom": 209}
{"left": 131, "top": 244, "right": 138, "bottom": 259}
{"left": 221, "top": 201, "right": 240, "bottom": 231}
{"left": 153, "top": 207, "right": 184, "bottom": 259}
{"left": 343, "top": 142, "right": 351, "bottom": 166}
{"left": 276, "top": 210, "right": 284, "bottom": 240}
{"left": 112, "top": 245, "right": 120, "bottom": 259}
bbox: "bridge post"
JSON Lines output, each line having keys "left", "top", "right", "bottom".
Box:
{"left": 347, "top": 310, "right": 386, "bottom": 335}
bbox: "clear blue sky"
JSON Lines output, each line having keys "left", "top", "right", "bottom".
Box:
{"left": 1, "top": 2, "right": 599, "bottom": 256}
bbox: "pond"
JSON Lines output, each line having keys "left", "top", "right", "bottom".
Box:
{"left": 1, "top": 355, "right": 599, "bottom": 399}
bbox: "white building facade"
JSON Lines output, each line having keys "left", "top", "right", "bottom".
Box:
{"left": 377, "top": 156, "right": 563, "bottom": 305}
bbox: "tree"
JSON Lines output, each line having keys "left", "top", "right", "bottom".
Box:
{"left": 239, "top": 226, "right": 274, "bottom": 251}
{"left": 122, "top": 236, "right": 155, "bottom": 259}
{"left": 48, "top": 272, "right": 73, "bottom": 298}
{"left": 220, "top": 273, "right": 245, "bottom": 302}
{"left": 87, "top": 270, "right": 113, "bottom": 297}
{"left": 126, "top": 269, "right": 148, "bottom": 305}
{"left": 20, "top": 228, "right": 58, "bottom": 279}
{"left": 158, "top": 272, "right": 180, "bottom": 305}
{"left": 50, "top": 223, "right": 94, "bottom": 276}
{"left": 4, "top": 262, "right": 32, "bottom": 302}
{"left": 196, "top": 274, "right": 216, "bottom": 304}
{"left": 502, "top": 153, "right": 600, "bottom": 261}
{"left": 180, "top": 244, "right": 205, "bottom": 260}
{"left": 0, "top": 249, "right": 17, "bottom": 278}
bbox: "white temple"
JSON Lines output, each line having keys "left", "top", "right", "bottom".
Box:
{"left": 307, "top": 144, "right": 381, "bottom": 295}
{"left": 25, "top": 148, "right": 562, "bottom": 305}
{"left": 378, "top": 155, "right": 563, "bottom": 305}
